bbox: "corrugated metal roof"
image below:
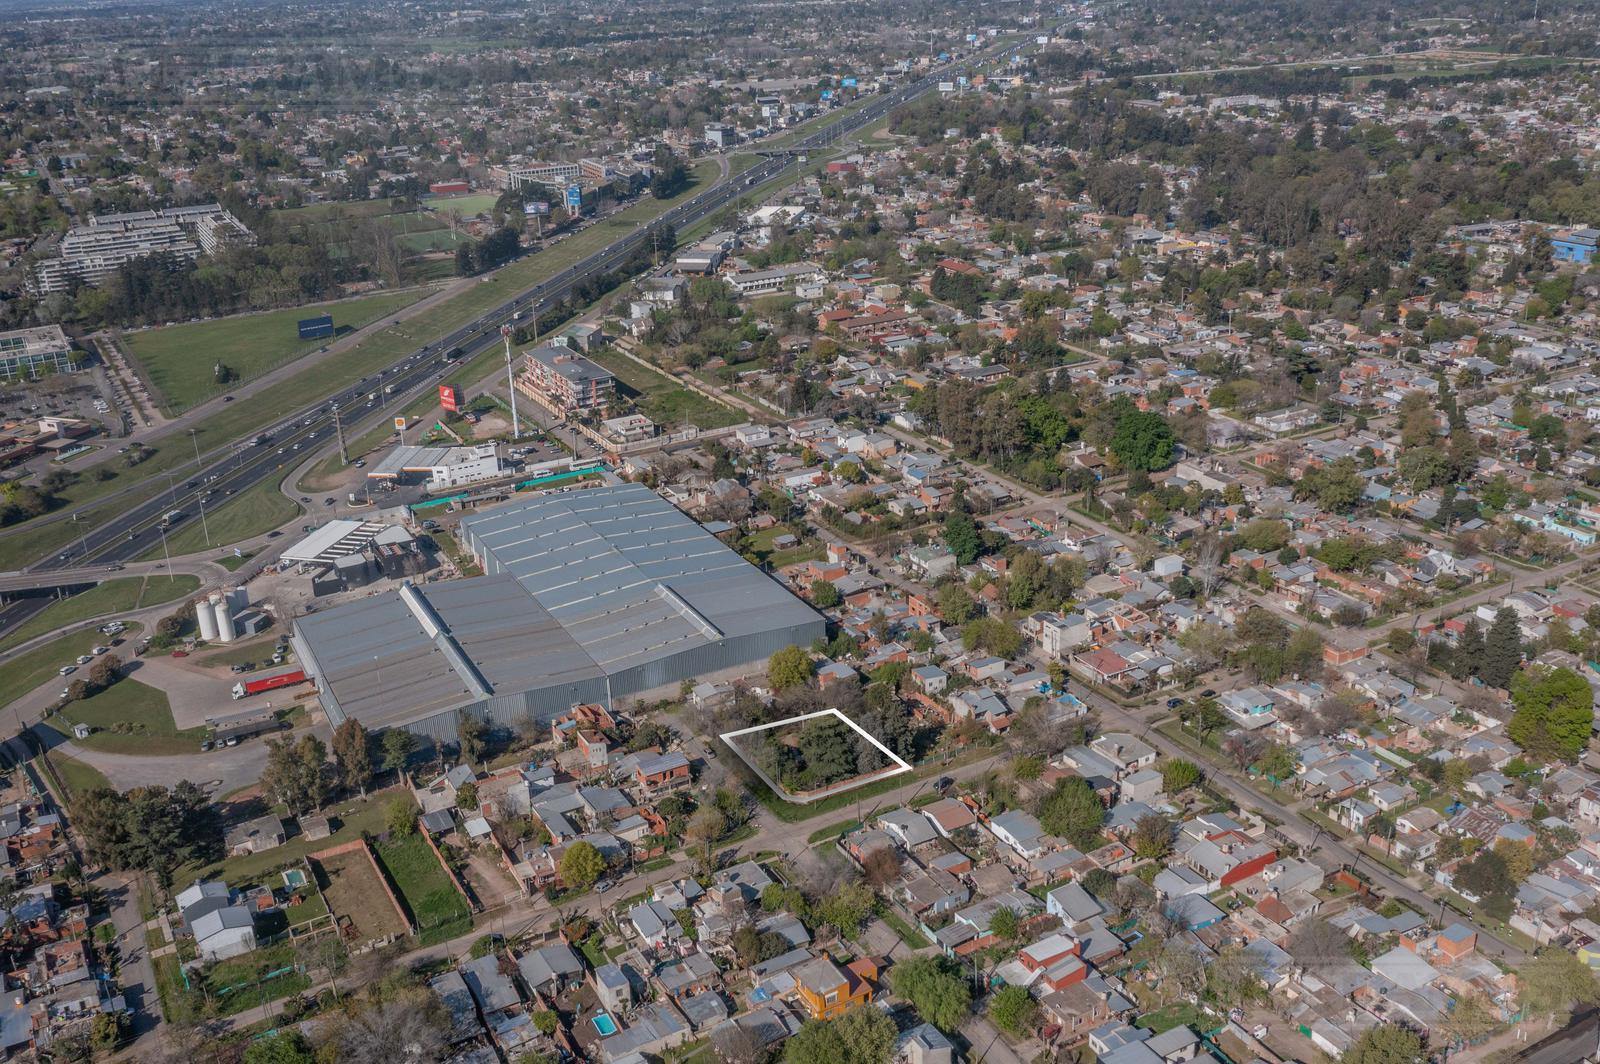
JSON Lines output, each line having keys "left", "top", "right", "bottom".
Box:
{"left": 297, "top": 484, "right": 819, "bottom": 731}
{"left": 462, "top": 483, "right": 816, "bottom": 670}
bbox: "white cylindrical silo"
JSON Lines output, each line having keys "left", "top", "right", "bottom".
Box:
{"left": 214, "top": 597, "right": 236, "bottom": 643}
{"left": 195, "top": 595, "right": 219, "bottom": 641}
{"left": 226, "top": 586, "right": 249, "bottom": 612}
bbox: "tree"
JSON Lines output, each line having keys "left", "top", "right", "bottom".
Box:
{"left": 1480, "top": 606, "right": 1524, "bottom": 690}
{"left": 457, "top": 714, "right": 489, "bottom": 763}
{"left": 381, "top": 728, "right": 416, "bottom": 775}
{"left": 560, "top": 840, "right": 606, "bottom": 890}
{"left": 1508, "top": 665, "right": 1594, "bottom": 760}
{"left": 769, "top": 645, "right": 815, "bottom": 690}
{"left": 1038, "top": 776, "right": 1106, "bottom": 849}
{"left": 387, "top": 796, "right": 419, "bottom": 836}
{"left": 943, "top": 508, "right": 981, "bottom": 565}
{"left": 1439, "top": 991, "right": 1500, "bottom": 1045}
{"left": 784, "top": 1007, "right": 897, "bottom": 1064}
{"left": 1456, "top": 847, "right": 1514, "bottom": 904}
{"left": 1131, "top": 813, "right": 1173, "bottom": 860}
{"left": 89, "top": 1012, "right": 127, "bottom": 1056}
{"left": 1519, "top": 949, "right": 1600, "bottom": 1029}
{"left": 262, "top": 735, "right": 329, "bottom": 816}
{"left": 1161, "top": 758, "right": 1201, "bottom": 793}
{"left": 861, "top": 846, "right": 902, "bottom": 888}
{"left": 989, "top": 984, "right": 1037, "bottom": 1036}
{"left": 72, "top": 781, "right": 221, "bottom": 890}
{"left": 1206, "top": 944, "right": 1268, "bottom": 1009}
{"left": 331, "top": 719, "right": 373, "bottom": 797}
{"left": 988, "top": 905, "right": 1021, "bottom": 942}
{"left": 1109, "top": 410, "right": 1176, "bottom": 471}
{"left": 815, "top": 882, "right": 876, "bottom": 935}
{"left": 937, "top": 583, "right": 976, "bottom": 625}
{"left": 889, "top": 956, "right": 972, "bottom": 1033}
{"left": 810, "top": 580, "right": 842, "bottom": 608}
{"left": 88, "top": 653, "right": 122, "bottom": 690}
{"left": 1343, "top": 1024, "right": 1424, "bottom": 1064}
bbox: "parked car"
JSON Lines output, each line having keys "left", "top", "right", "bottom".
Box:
{"left": 58, "top": 665, "right": 76, "bottom": 677}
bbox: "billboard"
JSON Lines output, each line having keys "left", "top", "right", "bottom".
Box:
{"left": 565, "top": 184, "right": 583, "bottom": 211}
{"left": 524, "top": 201, "right": 550, "bottom": 216}
{"left": 297, "top": 314, "right": 335, "bottom": 340}
{"left": 820, "top": 89, "right": 834, "bottom": 100}
{"left": 393, "top": 416, "right": 407, "bottom": 432}
{"left": 439, "top": 384, "right": 462, "bottom": 413}
{"left": 841, "top": 77, "right": 857, "bottom": 88}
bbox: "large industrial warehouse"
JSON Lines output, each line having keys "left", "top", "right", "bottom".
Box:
{"left": 291, "top": 483, "right": 825, "bottom": 741}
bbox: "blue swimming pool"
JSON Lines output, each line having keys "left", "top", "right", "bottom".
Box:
{"left": 592, "top": 1013, "right": 618, "bottom": 1037}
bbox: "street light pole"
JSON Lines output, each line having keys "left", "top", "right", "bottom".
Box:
{"left": 198, "top": 495, "right": 211, "bottom": 547}
{"left": 158, "top": 524, "right": 171, "bottom": 571}
{"left": 188, "top": 428, "right": 200, "bottom": 465}
{"left": 502, "top": 324, "right": 521, "bottom": 440}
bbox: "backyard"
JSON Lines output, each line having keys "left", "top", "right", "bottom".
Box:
{"left": 125, "top": 288, "right": 433, "bottom": 412}
{"left": 310, "top": 840, "right": 411, "bottom": 944}
{"left": 376, "top": 832, "right": 473, "bottom": 945}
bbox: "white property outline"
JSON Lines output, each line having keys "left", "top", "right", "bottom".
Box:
{"left": 719, "top": 707, "right": 914, "bottom": 804}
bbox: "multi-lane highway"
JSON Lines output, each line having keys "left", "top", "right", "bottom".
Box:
{"left": 1, "top": 37, "right": 1026, "bottom": 618}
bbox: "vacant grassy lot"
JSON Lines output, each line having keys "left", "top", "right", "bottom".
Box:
{"left": 588, "top": 349, "right": 740, "bottom": 429}
{"left": 0, "top": 575, "right": 197, "bottom": 653}
{"left": 139, "top": 477, "right": 301, "bottom": 559}
{"left": 44, "top": 678, "right": 208, "bottom": 755}
{"left": 0, "top": 624, "right": 142, "bottom": 707}
{"left": 126, "top": 288, "right": 432, "bottom": 413}
{"left": 314, "top": 842, "right": 410, "bottom": 943}
{"left": 48, "top": 752, "right": 112, "bottom": 796}
{"left": 0, "top": 160, "right": 723, "bottom": 571}
{"left": 377, "top": 833, "right": 472, "bottom": 944}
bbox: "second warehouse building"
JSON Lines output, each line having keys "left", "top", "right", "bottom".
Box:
{"left": 291, "top": 483, "right": 824, "bottom": 741}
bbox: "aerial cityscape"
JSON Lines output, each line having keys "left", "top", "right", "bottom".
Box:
{"left": 6, "top": 0, "right": 1600, "bottom": 1061}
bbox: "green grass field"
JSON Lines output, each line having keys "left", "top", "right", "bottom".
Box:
{"left": 376, "top": 832, "right": 472, "bottom": 943}
{"left": 43, "top": 678, "right": 208, "bottom": 755}
{"left": 140, "top": 477, "right": 302, "bottom": 559}
{"left": 399, "top": 229, "right": 473, "bottom": 253}
{"left": 49, "top": 752, "right": 112, "bottom": 796}
{"left": 125, "top": 288, "right": 433, "bottom": 413}
{"left": 425, "top": 193, "right": 501, "bottom": 216}
{"left": 0, "top": 576, "right": 197, "bottom": 653}
{"left": 0, "top": 624, "right": 142, "bottom": 709}
{"left": 0, "top": 158, "right": 723, "bottom": 572}
{"left": 587, "top": 349, "right": 740, "bottom": 429}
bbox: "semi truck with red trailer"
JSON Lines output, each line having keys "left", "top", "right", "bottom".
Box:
{"left": 231, "top": 669, "right": 308, "bottom": 700}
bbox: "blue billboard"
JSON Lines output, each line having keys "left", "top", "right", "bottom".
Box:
{"left": 841, "top": 77, "right": 857, "bottom": 88}
{"left": 297, "top": 314, "right": 334, "bottom": 341}
{"left": 565, "top": 184, "right": 583, "bottom": 211}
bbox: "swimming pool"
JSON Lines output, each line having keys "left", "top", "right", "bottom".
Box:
{"left": 592, "top": 1013, "right": 618, "bottom": 1037}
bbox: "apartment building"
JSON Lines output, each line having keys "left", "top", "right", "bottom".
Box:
{"left": 515, "top": 343, "right": 617, "bottom": 414}
{"left": 32, "top": 204, "right": 253, "bottom": 293}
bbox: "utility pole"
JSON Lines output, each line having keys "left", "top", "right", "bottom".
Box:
{"left": 333, "top": 402, "right": 348, "bottom": 464}
{"left": 502, "top": 324, "right": 521, "bottom": 440}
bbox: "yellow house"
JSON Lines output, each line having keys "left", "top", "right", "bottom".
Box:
{"left": 791, "top": 954, "right": 873, "bottom": 1020}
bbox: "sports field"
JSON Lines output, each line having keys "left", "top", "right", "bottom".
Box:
{"left": 125, "top": 288, "right": 432, "bottom": 413}
{"left": 425, "top": 193, "right": 501, "bottom": 217}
